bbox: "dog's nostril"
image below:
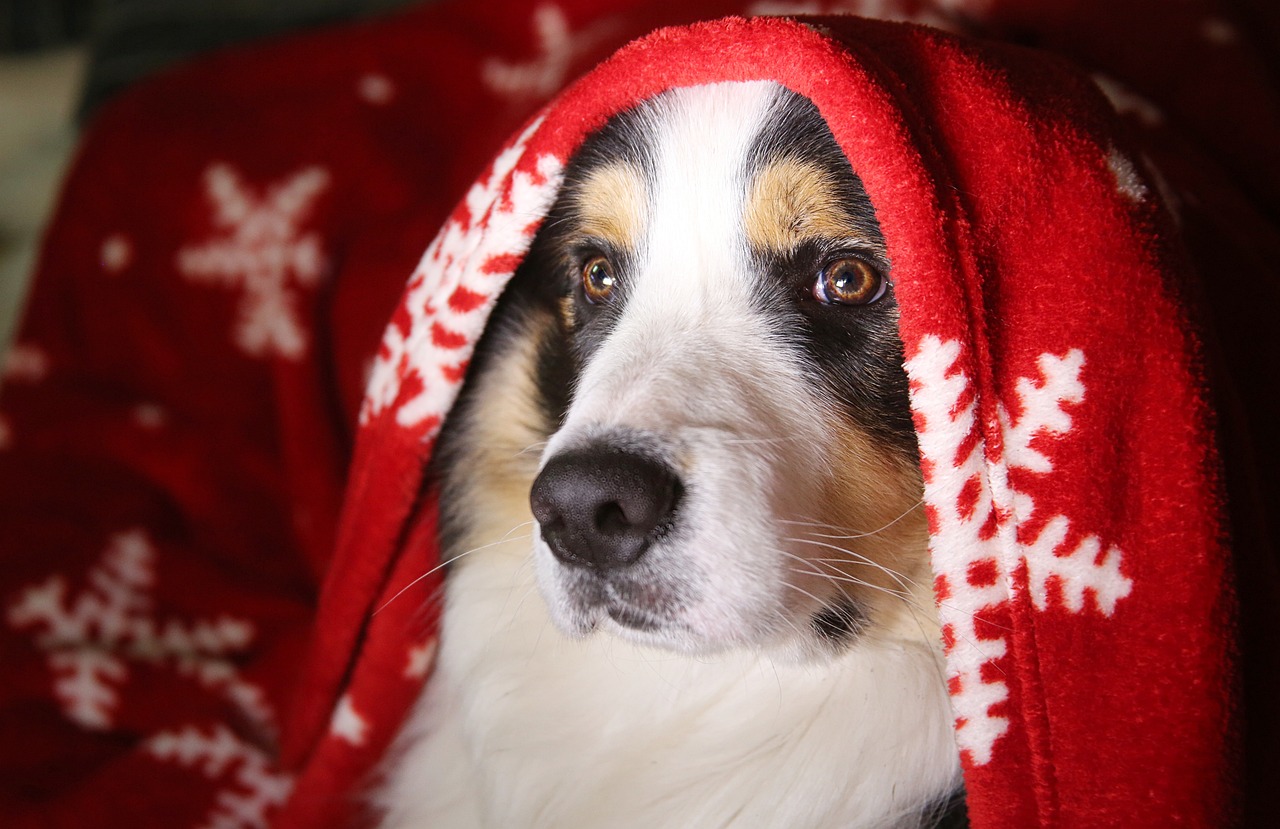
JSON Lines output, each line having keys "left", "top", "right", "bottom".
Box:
{"left": 594, "top": 501, "right": 630, "bottom": 536}
{"left": 530, "top": 445, "right": 682, "bottom": 570}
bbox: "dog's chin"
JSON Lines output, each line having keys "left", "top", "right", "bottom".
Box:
{"left": 559, "top": 603, "right": 704, "bottom": 653}
{"left": 533, "top": 542, "right": 856, "bottom": 659}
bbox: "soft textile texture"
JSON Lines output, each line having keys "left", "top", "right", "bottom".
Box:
{"left": 1, "top": 1, "right": 1276, "bottom": 828}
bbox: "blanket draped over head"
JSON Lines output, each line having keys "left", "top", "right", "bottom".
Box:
{"left": 1, "top": 1, "right": 1277, "bottom": 828}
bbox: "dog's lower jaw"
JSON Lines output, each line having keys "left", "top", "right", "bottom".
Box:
{"left": 376, "top": 526, "right": 961, "bottom": 829}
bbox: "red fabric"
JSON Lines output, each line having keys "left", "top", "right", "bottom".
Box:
{"left": 1, "top": 2, "right": 1275, "bottom": 828}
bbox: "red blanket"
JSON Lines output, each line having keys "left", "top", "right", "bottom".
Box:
{"left": 2, "top": 1, "right": 1277, "bottom": 827}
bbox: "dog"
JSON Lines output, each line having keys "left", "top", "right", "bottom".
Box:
{"left": 375, "top": 80, "right": 964, "bottom": 828}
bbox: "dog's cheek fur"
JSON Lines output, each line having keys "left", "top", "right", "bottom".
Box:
{"left": 817, "top": 420, "right": 932, "bottom": 639}
{"left": 430, "top": 259, "right": 571, "bottom": 569}
{"left": 801, "top": 302, "right": 917, "bottom": 457}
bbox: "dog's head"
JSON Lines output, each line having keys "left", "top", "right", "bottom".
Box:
{"left": 452, "top": 80, "right": 932, "bottom": 658}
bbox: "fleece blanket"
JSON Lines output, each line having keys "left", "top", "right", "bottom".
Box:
{"left": 2, "top": 1, "right": 1277, "bottom": 827}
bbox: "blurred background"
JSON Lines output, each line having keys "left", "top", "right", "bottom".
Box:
{"left": 0, "top": 0, "right": 422, "bottom": 357}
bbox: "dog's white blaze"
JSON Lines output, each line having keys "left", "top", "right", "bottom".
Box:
{"left": 542, "top": 82, "right": 838, "bottom": 648}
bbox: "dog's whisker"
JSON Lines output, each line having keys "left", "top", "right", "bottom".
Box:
{"left": 517, "top": 439, "right": 550, "bottom": 457}
{"left": 788, "top": 551, "right": 1012, "bottom": 654}
{"left": 778, "top": 501, "right": 924, "bottom": 540}
{"left": 782, "top": 535, "right": 920, "bottom": 596}
{"left": 373, "top": 523, "right": 535, "bottom": 616}
{"left": 780, "top": 580, "right": 875, "bottom": 642}
{"left": 781, "top": 557, "right": 923, "bottom": 614}
{"left": 788, "top": 559, "right": 913, "bottom": 600}
{"left": 720, "top": 435, "right": 807, "bottom": 447}
{"left": 806, "top": 561, "right": 1012, "bottom": 636}
{"left": 765, "top": 601, "right": 816, "bottom": 644}
{"left": 781, "top": 579, "right": 846, "bottom": 614}
{"left": 779, "top": 548, "right": 946, "bottom": 631}
{"left": 784, "top": 562, "right": 1005, "bottom": 667}
{"left": 804, "top": 553, "right": 920, "bottom": 587}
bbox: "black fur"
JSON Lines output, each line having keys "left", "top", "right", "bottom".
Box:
{"left": 746, "top": 90, "right": 917, "bottom": 457}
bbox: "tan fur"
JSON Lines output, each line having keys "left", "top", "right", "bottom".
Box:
{"left": 745, "top": 158, "right": 864, "bottom": 252}
{"left": 448, "top": 310, "right": 557, "bottom": 556}
{"left": 558, "top": 295, "right": 576, "bottom": 331}
{"left": 572, "top": 164, "right": 646, "bottom": 250}
{"left": 814, "top": 415, "right": 935, "bottom": 642}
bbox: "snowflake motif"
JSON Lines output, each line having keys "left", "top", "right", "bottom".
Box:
{"left": 329, "top": 694, "right": 369, "bottom": 745}
{"left": 362, "top": 117, "right": 563, "bottom": 430}
{"left": 134, "top": 402, "right": 167, "bottom": 430}
{"left": 1201, "top": 17, "right": 1238, "bottom": 46}
{"left": 1106, "top": 148, "right": 1149, "bottom": 203}
{"left": 146, "top": 725, "right": 293, "bottom": 829}
{"left": 482, "top": 4, "right": 621, "bottom": 101}
{"left": 177, "top": 164, "right": 330, "bottom": 360}
{"left": 100, "top": 233, "right": 132, "bottom": 273}
{"left": 404, "top": 639, "right": 437, "bottom": 679}
{"left": 6, "top": 529, "right": 274, "bottom": 734}
{"left": 1092, "top": 74, "right": 1165, "bottom": 127}
{"left": 2, "top": 343, "right": 50, "bottom": 383}
{"left": 358, "top": 72, "right": 395, "bottom": 105}
{"left": 906, "top": 336, "right": 1133, "bottom": 766}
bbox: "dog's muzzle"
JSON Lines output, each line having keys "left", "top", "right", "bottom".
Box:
{"left": 530, "top": 444, "right": 683, "bottom": 571}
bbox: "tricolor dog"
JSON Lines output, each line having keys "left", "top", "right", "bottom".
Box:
{"left": 378, "top": 81, "right": 964, "bottom": 828}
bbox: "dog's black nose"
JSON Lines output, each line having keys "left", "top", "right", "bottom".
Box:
{"left": 530, "top": 446, "right": 682, "bottom": 570}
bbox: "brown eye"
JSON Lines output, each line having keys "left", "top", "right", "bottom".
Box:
{"left": 581, "top": 255, "right": 616, "bottom": 304}
{"left": 812, "top": 257, "right": 886, "bottom": 305}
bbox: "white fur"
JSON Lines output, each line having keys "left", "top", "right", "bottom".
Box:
{"left": 378, "top": 82, "right": 961, "bottom": 828}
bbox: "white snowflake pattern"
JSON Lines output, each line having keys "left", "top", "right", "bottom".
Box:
{"left": 362, "top": 117, "right": 562, "bottom": 430}
{"left": 2, "top": 343, "right": 50, "bottom": 383}
{"left": 358, "top": 72, "right": 395, "bottom": 105}
{"left": 133, "top": 402, "right": 167, "bottom": 429}
{"left": 328, "top": 694, "right": 369, "bottom": 746}
{"left": 1092, "top": 73, "right": 1165, "bottom": 128}
{"left": 404, "top": 639, "right": 437, "bottom": 679}
{"left": 1201, "top": 17, "right": 1238, "bottom": 46}
{"left": 482, "top": 4, "right": 621, "bottom": 101}
{"left": 906, "top": 336, "right": 1132, "bottom": 766}
{"left": 146, "top": 725, "right": 293, "bottom": 829}
{"left": 1107, "top": 148, "right": 1149, "bottom": 202}
{"left": 6, "top": 529, "right": 274, "bottom": 734}
{"left": 177, "top": 164, "right": 330, "bottom": 360}
{"left": 100, "top": 233, "right": 132, "bottom": 273}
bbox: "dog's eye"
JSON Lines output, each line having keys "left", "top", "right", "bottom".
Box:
{"left": 581, "top": 255, "right": 617, "bottom": 304}
{"left": 812, "top": 257, "right": 886, "bottom": 305}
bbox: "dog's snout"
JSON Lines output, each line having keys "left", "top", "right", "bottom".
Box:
{"left": 531, "top": 446, "right": 682, "bottom": 570}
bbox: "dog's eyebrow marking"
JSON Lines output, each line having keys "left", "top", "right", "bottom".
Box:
{"left": 573, "top": 163, "right": 646, "bottom": 252}
{"left": 745, "top": 158, "right": 864, "bottom": 252}
{"left": 558, "top": 295, "right": 576, "bottom": 330}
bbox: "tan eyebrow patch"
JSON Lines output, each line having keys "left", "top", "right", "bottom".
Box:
{"left": 558, "top": 295, "right": 576, "bottom": 330}
{"left": 573, "top": 164, "right": 645, "bottom": 250}
{"left": 745, "top": 158, "right": 860, "bottom": 252}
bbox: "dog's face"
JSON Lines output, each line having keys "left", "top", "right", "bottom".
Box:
{"left": 444, "top": 81, "right": 931, "bottom": 659}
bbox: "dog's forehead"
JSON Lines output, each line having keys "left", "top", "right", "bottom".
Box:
{"left": 610, "top": 81, "right": 789, "bottom": 305}
{"left": 564, "top": 81, "right": 879, "bottom": 300}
